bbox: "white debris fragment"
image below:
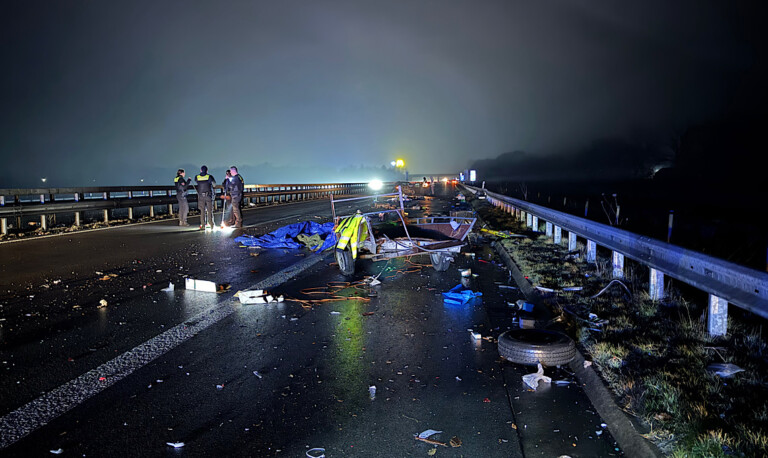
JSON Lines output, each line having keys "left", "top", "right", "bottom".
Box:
{"left": 253, "top": 371, "right": 263, "bottom": 379}
{"left": 50, "top": 449, "right": 63, "bottom": 455}
{"left": 330, "top": 311, "right": 341, "bottom": 315}
{"left": 166, "top": 442, "right": 185, "bottom": 448}
{"left": 161, "top": 282, "right": 175, "bottom": 292}
{"left": 416, "top": 429, "right": 443, "bottom": 439}
{"left": 522, "top": 363, "right": 552, "bottom": 390}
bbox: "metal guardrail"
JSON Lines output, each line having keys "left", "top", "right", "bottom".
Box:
{"left": 463, "top": 184, "right": 768, "bottom": 325}
{"left": 0, "top": 182, "right": 373, "bottom": 234}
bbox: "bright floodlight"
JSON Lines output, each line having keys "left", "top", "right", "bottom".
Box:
{"left": 368, "top": 179, "right": 383, "bottom": 191}
{"left": 395, "top": 159, "right": 405, "bottom": 168}
{"left": 390, "top": 161, "right": 397, "bottom": 167}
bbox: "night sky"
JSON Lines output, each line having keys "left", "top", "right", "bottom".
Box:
{"left": 2, "top": 1, "right": 765, "bottom": 186}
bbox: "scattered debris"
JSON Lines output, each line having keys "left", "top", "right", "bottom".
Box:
{"left": 306, "top": 448, "right": 326, "bottom": 458}
{"left": 442, "top": 284, "right": 482, "bottom": 306}
{"left": 470, "top": 331, "right": 482, "bottom": 340}
{"left": 98, "top": 299, "right": 108, "bottom": 308}
{"left": 523, "top": 363, "right": 552, "bottom": 390}
{"left": 185, "top": 278, "right": 217, "bottom": 293}
{"left": 369, "top": 385, "right": 376, "bottom": 400}
{"left": 449, "top": 436, "right": 462, "bottom": 448}
{"left": 161, "top": 282, "right": 175, "bottom": 292}
{"left": 707, "top": 363, "right": 745, "bottom": 378}
{"left": 166, "top": 442, "right": 185, "bottom": 448}
{"left": 362, "top": 311, "right": 375, "bottom": 316}
{"left": 253, "top": 371, "right": 263, "bottom": 379}
{"left": 414, "top": 430, "right": 447, "bottom": 447}
{"left": 50, "top": 449, "right": 63, "bottom": 455}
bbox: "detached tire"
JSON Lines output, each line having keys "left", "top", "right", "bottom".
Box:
{"left": 498, "top": 329, "right": 576, "bottom": 367}
{"left": 430, "top": 252, "right": 451, "bottom": 272}
{"left": 335, "top": 249, "right": 355, "bottom": 276}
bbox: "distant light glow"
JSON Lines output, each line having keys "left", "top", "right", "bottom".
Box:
{"left": 395, "top": 159, "right": 405, "bottom": 168}
{"left": 469, "top": 170, "right": 477, "bottom": 182}
{"left": 41, "top": 177, "right": 47, "bottom": 183}
{"left": 390, "top": 161, "right": 397, "bottom": 167}
{"left": 441, "top": 177, "right": 448, "bottom": 182}
{"left": 368, "top": 179, "right": 383, "bottom": 191}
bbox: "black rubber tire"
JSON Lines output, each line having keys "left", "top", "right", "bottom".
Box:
{"left": 430, "top": 252, "right": 451, "bottom": 271}
{"left": 335, "top": 249, "right": 355, "bottom": 276}
{"left": 497, "top": 329, "right": 576, "bottom": 367}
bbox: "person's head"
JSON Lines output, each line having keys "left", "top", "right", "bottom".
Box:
{"left": 225, "top": 169, "right": 232, "bottom": 178}
{"left": 200, "top": 165, "right": 208, "bottom": 175}
{"left": 229, "top": 166, "right": 238, "bottom": 176}
{"left": 177, "top": 169, "right": 185, "bottom": 177}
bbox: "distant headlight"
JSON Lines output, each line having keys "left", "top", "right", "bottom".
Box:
{"left": 368, "top": 180, "right": 383, "bottom": 191}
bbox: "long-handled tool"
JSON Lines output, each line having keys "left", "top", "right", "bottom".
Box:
{"left": 219, "top": 196, "right": 228, "bottom": 228}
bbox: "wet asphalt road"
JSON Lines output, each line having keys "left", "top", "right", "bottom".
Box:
{"left": 1, "top": 185, "right": 622, "bottom": 456}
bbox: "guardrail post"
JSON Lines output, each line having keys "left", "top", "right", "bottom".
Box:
{"left": 586, "top": 240, "right": 596, "bottom": 263}
{"left": 167, "top": 190, "right": 173, "bottom": 215}
{"left": 0, "top": 195, "right": 6, "bottom": 235}
{"left": 149, "top": 191, "right": 155, "bottom": 218}
{"left": 102, "top": 192, "right": 110, "bottom": 224}
{"left": 127, "top": 191, "right": 133, "bottom": 220}
{"left": 532, "top": 215, "right": 539, "bottom": 232}
{"left": 649, "top": 268, "right": 664, "bottom": 301}
{"left": 612, "top": 251, "right": 624, "bottom": 278}
{"left": 708, "top": 295, "right": 728, "bottom": 336}
{"left": 554, "top": 226, "right": 562, "bottom": 244}
{"left": 545, "top": 221, "right": 553, "bottom": 237}
{"left": 525, "top": 213, "right": 532, "bottom": 228}
{"left": 74, "top": 193, "right": 81, "bottom": 226}
{"left": 568, "top": 231, "right": 577, "bottom": 252}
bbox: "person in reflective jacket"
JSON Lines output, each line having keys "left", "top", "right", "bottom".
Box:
{"left": 195, "top": 165, "right": 216, "bottom": 229}
{"left": 174, "top": 169, "right": 191, "bottom": 226}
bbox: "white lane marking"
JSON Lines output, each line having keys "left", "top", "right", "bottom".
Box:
{"left": 0, "top": 252, "right": 330, "bottom": 449}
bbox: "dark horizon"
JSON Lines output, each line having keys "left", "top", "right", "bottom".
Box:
{"left": 3, "top": 1, "right": 767, "bottom": 187}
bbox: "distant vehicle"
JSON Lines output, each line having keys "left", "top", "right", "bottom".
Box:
{"left": 476, "top": 190, "right": 487, "bottom": 200}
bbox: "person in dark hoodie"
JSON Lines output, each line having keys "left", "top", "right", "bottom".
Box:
{"left": 174, "top": 168, "right": 192, "bottom": 226}
{"left": 195, "top": 165, "right": 216, "bottom": 229}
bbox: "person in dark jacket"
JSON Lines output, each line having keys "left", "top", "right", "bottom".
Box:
{"left": 221, "top": 169, "right": 233, "bottom": 227}
{"left": 228, "top": 166, "right": 244, "bottom": 228}
{"left": 174, "top": 169, "right": 192, "bottom": 226}
{"left": 195, "top": 165, "right": 216, "bottom": 229}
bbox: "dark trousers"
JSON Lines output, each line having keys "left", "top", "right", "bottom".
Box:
{"left": 198, "top": 192, "right": 213, "bottom": 226}
{"left": 177, "top": 194, "right": 189, "bottom": 223}
{"left": 231, "top": 196, "right": 242, "bottom": 226}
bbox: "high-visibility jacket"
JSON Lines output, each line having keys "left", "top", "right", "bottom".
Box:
{"left": 335, "top": 214, "right": 368, "bottom": 259}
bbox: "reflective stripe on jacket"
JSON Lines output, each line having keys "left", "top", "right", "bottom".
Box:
{"left": 195, "top": 174, "right": 216, "bottom": 194}
{"left": 334, "top": 214, "right": 368, "bottom": 259}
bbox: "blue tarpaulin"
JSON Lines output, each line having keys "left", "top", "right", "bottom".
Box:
{"left": 442, "top": 284, "right": 483, "bottom": 306}
{"left": 234, "top": 221, "right": 337, "bottom": 251}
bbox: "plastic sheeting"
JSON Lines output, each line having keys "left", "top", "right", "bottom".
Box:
{"left": 235, "top": 221, "right": 337, "bottom": 251}
{"left": 442, "top": 283, "right": 483, "bottom": 306}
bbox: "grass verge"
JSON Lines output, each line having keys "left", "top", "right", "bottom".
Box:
{"left": 477, "top": 203, "right": 768, "bottom": 457}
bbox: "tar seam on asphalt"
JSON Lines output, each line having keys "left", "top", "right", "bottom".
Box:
{"left": 0, "top": 252, "right": 330, "bottom": 449}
